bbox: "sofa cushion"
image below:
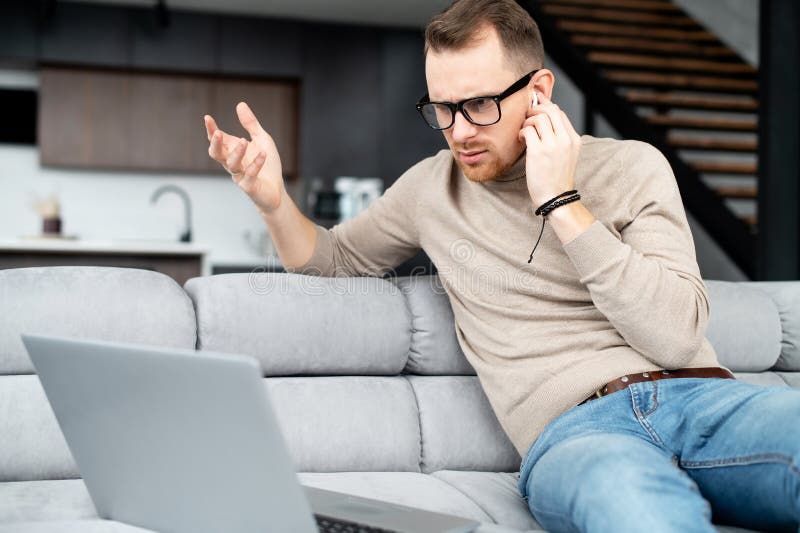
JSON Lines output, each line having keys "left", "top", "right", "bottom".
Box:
{"left": 733, "top": 372, "right": 791, "bottom": 387}
{"left": 747, "top": 282, "right": 800, "bottom": 371}
{"left": 185, "top": 273, "right": 410, "bottom": 375}
{"left": 0, "top": 479, "right": 94, "bottom": 524}
{"left": 0, "top": 376, "right": 77, "bottom": 482}
{"left": 705, "top": 281, "right": 781, "bottom": 372}
{"left": 0, "top": 267, "right": 196, "bottom": 376}
{"left": 298, "top": 471, "right": 493, "bottom": 523}
{"left": 266, "top": 377, "right": 421, "bottom": 472}
{"left": 393, "top": 276, "right": 475, "bottom": 375}
{"left": 432, "top": 471, "right": 544, "bottom": 531}
{"left": 776, "top": 372, "right": 800, "bottom": 387}
{"left": 407, "top": 376, "right": 520, "bottom": 474}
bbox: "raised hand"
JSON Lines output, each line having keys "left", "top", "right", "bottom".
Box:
{"left": 205, "top": 102, "right": 285, "bottom": 215}
{"left": 518, "top": 92, "right": 582, "bottom": 210}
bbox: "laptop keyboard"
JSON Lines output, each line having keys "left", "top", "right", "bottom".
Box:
{"left": 315, "top": 514, "right": 396, "bottom": 532}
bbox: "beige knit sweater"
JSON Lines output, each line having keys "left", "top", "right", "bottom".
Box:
{"left": 286, "top": 135, "right": 722, "bottom": 455}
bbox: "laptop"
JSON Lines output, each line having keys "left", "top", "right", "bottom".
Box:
{"left": 22, "top": 334, "right": 480, "bottom": 533}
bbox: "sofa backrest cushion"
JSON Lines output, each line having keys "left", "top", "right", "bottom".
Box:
{"left": 185, "top": 273, "right": 411, "bottom": 376}
{"left": 746, "top": 282, "right": 800, "bottom": 371}
{"left": 266, "top": 376, "right": 421, "bottom": 472}
{"left": 393, "top": 276, "right": 475, "bottom": 376}
{"left": 408, "top": 376, "right": 520, "bottom": 473}
{"left": 0, "top": 375, "right": 78, "bottom": 481}
{"left": 705, "top": 280, "right": 782, "bottom": 372}
{"left": 0, "top": 267, "right": 197, "bottom": 375}
{"left": 0, "top": 266, "right": 196, "bottom": 482}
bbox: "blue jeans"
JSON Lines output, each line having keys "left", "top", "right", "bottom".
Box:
{"left": 517, "top": 377, "right": 800, "bottom": 533}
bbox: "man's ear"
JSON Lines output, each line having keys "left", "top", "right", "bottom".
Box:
{"left": 529, "top": 69, "right": 555, "bottom": 103}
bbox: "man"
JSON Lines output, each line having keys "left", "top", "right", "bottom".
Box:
{"left": 204, "top": 1, "right": 800, "bottom": 531}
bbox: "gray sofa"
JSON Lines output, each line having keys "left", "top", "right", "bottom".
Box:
{"left": 1, "top": 266, "right": 798, "bottom": 533}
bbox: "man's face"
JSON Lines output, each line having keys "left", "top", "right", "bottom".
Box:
{"left": 425, "top": 27, "right": 531, "bottom": 183}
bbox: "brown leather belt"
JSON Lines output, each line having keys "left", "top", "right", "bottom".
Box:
{"left": 578, "top": 367, "right": 736, "bottom": 406}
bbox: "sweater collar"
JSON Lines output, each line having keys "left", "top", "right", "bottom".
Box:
{"left": 480, "top": 151, "right": 527, "bottom": 189}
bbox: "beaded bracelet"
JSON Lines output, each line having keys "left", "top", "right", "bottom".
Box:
{"left": 534, "top": 190, "right": 578, "bottom": 216}
{"left": 527, "top": 192, "right": 582, "bottom": 264}
{"left": 539, "top": 193, "right": 581, "bottom": 218}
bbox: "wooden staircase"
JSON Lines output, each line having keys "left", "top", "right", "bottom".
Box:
{"left": 522, "top": 0, "right": 758, "bottom": 277}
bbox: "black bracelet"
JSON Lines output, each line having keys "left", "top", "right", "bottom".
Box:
{"left": 539, "top": 193, "right": 581, "bottom": 218}
{"left": 534, "top": 190, "right": 577, "bottom": 216}
{"left": 527, "top": 192, "right": 582, "bottom": 264}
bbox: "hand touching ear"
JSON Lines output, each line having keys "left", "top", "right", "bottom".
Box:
{"left": 518, "top": 93, "right": 582, "bottom": 210}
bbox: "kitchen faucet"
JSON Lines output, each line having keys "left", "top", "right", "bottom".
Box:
{"left": 150, "top": 184, "right": 192, "bottom": 243}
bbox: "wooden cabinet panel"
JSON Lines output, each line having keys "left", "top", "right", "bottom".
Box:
{"left": 128, "top": 74, "right": 211, "bottom": 171}
{"left": 39, "top": 69, "right": 131, "bottom": 168}
{"left": 39, "top": 67, "right": 299, "bottom": 177}
{"left": 209, "top": 79, "right": 299, "bottom": 176}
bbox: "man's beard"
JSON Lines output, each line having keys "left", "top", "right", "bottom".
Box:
{"left": 453, "top": 146, "right": 517, "bottom": 183}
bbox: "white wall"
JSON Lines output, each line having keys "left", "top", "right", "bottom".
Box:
{"left": 0, "top": 143, "right": 293, "bottom": 266}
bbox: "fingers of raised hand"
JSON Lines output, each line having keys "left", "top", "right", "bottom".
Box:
{"left": 520, "top": 125, "right": 538, "bottom": 145}
{"left": 560, "top": 109, "right": 582, "bottom": 143}
{"left": 204, "top": 115, "right": 218, "bottom": 141}
{"left": 236, "top": 102, "right": 265, "bottom": 138}
{"left": 520, "top": 114, "right": 555, "bottom": 145}
{"left": 530, "top": 102, "right": 568, "bottom": 136}
{"left": 208, "top": 130, "right": 226, "bottom": 161}
{"left": 225, "top": 138, "right": 249, "bottom": 174}
{"left": 243, "top": 151, "right": 267, "bottom": 179}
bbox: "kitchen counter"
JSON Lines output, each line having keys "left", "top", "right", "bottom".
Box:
{"left": 0, "top": 238, "right": 211, "bottom": 284}
{"left": 0, "top": 238, "right": 209, "bottom": 256}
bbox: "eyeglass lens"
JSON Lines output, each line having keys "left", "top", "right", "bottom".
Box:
{"left": 421, "top": 97, "right": 500, "bottom": 129}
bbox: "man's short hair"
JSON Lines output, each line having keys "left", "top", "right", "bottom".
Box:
{"left": 424, "top": 0, "right": 545, "bottom": 75}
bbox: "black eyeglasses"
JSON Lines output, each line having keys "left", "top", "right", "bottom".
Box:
{"left": 416, "top": 70, "right": 539, "bottom": 131}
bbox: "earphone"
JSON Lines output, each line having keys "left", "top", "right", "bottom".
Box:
{"left": 531, "top": 91, "right": 539, "bottom": 107}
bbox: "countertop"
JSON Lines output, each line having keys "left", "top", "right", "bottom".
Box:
{"left": 0, "top": 238, "right": 210, "bottom": 256}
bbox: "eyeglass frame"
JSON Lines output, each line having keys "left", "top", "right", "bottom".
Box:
{"left": 415, "top": 69, "right": 540, "bottom": 131}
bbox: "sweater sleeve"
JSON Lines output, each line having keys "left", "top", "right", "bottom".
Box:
{"left": 562, "top": 141, "right": 710, "bottom": 369}
{"left": 284, "top": 169, "right": 421, "bottom": 278}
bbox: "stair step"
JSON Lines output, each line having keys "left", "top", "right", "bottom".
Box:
{"left": 558, "top": 20, "right": 717, "bottom": 41}
{"left": 589, "top": 52, "right": 756, "bottom": 76}
{"left": 624, "top": 91, "right": 758, "bottom": 112}
{"left": 713, "top": 186, "right": 758, "bottom": 199}
{"left": 570, "top": 35, "right": 738, "bottom": 58}
{"left": 690, "top": 161, "right": 758, "bottom": 174}
{"left": 604, "top": 70, "right": 758, "bottom": 94}
{"left": 667, "top": 135, "right": 758, "bottom": 152}
{"left": 647, "top": 114, "right": 757, "bottom": 132}
{"left": 742, "top": 214, "right": 757, "bottom": 226}
{"left": 540, "top": 0, "right": 682, "bottom": 13}
{"left": 541, "top": 4, "right": 695, "bottom": 26}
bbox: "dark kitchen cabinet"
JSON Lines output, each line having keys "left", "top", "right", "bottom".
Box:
{"left": 39, "top": 67, "right": 299, "bottom": 177}
{"left": 208, "top": 78, "right": 299, "bottom": 176}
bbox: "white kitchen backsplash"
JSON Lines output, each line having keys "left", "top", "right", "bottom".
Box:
{"left": 0, "top": 143, "right": 298, "bottom": 267}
